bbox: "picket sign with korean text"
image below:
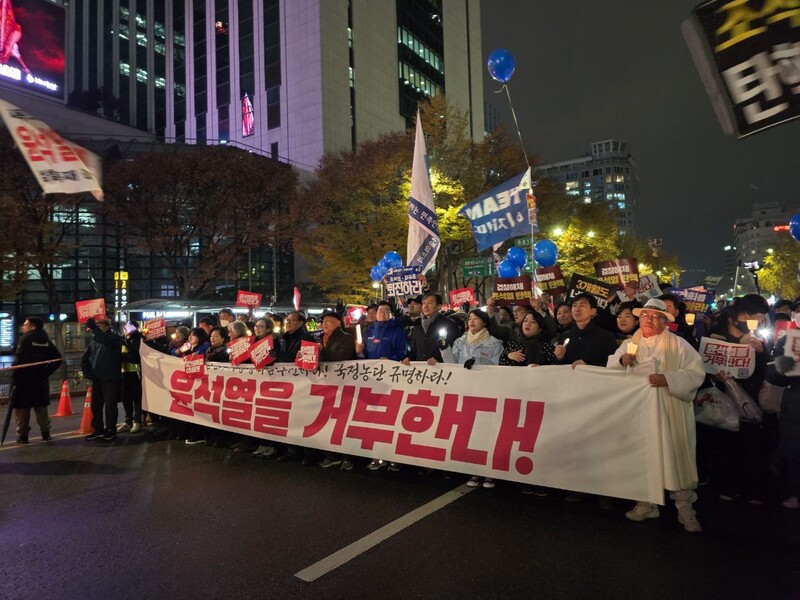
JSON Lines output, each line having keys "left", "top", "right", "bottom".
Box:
{"left": 75, "top": 298, "right": 106, "bottom": 323}
{"left": 184, "top": 354, "right": 205, "bottom": 379}
{"left": 449, "top": 287, "right": 477, "bottom": 307}
{"left": 250, "top": 335, "right": 275, "bottom": 369}
{"left": 144, "top": 317, "right": 167, "bottom": 341}
{"left": 141, "top": 344, "right": 667, "bottom": 504}
{"left": 698, "top": 336, "right": 756, "bottom": 379}
{"left": 783, "top": 330, "right": 800, "bottom": 377}
{"left": 236, "top": 290, "right": 262, "bottom": 308}
{"left": 227, "top": 336, "right": 253, "bottom": 365}
{"left": 296, "top": 340, "right": 319, "bottom": 371}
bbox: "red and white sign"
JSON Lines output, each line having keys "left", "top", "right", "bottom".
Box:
{"left": 0, "top": 99, "right": 103, "bottom": 199}
{"left": 236, "top": 290, "right": 262, "bottom": 308}
{"left": 227, "top": 336, "right": 253, "bottom": 365}
{"left": 344, "top": 306, "right": 366, "bottom": 327}
{"left": 75, "top": 298, "right": 106, "bottom": 323}
{"left": 698, "top": 336, "right": 756, "bottom": 379}
{"left": 293, "top": 286, "right": 301, "bottom": 311}
{"left": 295, "top": 340, "right": 319, "bottom": 371}
{"left": 250, "top": 335, "right": 275, "bottom": 369}
{"left": 449, "top": 287, "right": 477, "bottom": 308}
{"left": 144, "top": 317, "right": 167, "bottom": 341}
{"left": 141, "top": 344, "right": 669, "bottom": 504}
{"left": 783, "top": 330, "right": 800, "bottom": 377}
{"left": 775, "top": 320, "right": 798, "bottom": 345}
{"left": 184, "top": 353, "right": 205, "bottom": 379}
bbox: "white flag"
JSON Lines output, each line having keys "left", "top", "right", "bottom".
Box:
{"left": 0, "top": 99, "right": 103, "bottom": 199}
{"left": 406, "top": 109, "right": 440, "bottom": 274}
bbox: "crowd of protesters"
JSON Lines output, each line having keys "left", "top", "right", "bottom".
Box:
{"left": 10, "top": 288, "right": 800, "bottom": 534}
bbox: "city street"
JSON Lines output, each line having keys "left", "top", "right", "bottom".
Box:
{"left": 1, "top": 405, "right": 799, "bottom": 600}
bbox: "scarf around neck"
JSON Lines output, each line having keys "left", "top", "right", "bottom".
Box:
{"left": 466, "top": 327, "right": 490, "bottom": 346}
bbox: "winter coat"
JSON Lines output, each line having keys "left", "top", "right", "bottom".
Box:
{"left": 277, "top": 328, "right": 316, "bottom": 363}
{"left": 11, "top": 328, "right": 62, "bottom": 408}
{"left": 442, "top": 333, "right": 503, "bottom": 366}
{"left": 500, "top": 334, "right": 556, "bottom": 366}
{"left": 81, "top": 324, "right": 122, "bottom": 382}
{"left": 205, "top": 344, "right": 229, "bottom": 363}
{"left": 554, "top": 320, "right": 617, "bottom": 367}
{"left": 409, "top": 313, "right": 461, "bottom": 362}
{"left": 766, "top": 337, "right": 800, "bottom": 460}
{"left": 361, "top": 318, "right": 407, "bottom": 361}
{"left": 320, "top": 328, "right": 355, "bottom": 362}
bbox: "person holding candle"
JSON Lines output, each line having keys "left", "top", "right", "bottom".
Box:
{"left": 607, "top": 298, "right": 707, "bottom": 532}
{"left": 707, "top": 294, "right": 771, "bottom": 505}
{"left": 553, "top": 293, "right": 617, "bottom": 369}
{"left": 402, "top": 293, "right": 461, "bottom": 365}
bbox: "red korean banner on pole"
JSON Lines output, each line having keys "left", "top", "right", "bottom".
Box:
{"left": 75, "top": 298, "right": 106, "bottom": 323}
{"left": 144, "top": 317, "right": 167, "bottom": 341}
{"left": 448, "top": 287, "right": 477, "bottom": 308}
{"left": 236, "top": 290, "right": 262, "bottom": 308}
{"left": 140, "top": 344, "right": 667, "bottom": 504}
{"left": 250, "top": 335, "right": 275, "bottom": 369}
{"left": 227, "top": 336, "right": 253, "bottom": 365}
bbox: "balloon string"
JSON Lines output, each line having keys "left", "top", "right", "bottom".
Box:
{"left": 503, "top": 85, "right": 530, "bottom": 168}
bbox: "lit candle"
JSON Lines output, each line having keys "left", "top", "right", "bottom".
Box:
{"left": 746, "top": 319, "right": 758, "bottom": 333}
{"left": 563, "top": 338, "right": 570, "bottom": 346}
{"left": 627, "top": 342, "right": 638, "bottom": 356}
{"left": 685, "top": 313, "right": 695, "bottom": 326}
{"left": 356, "top": 323, "right": 362, "bottom": 344}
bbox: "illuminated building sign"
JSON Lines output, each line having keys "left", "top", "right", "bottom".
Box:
{"left": 0, "top": 0, "right": 65, "bottom": 100}
{"left": 242, "top": 93, "right": 255, "bottom": 137}
{"left": 774, "top": 224, "right": 790, "bottom": 232}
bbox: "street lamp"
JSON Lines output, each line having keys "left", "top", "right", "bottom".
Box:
{"left": 372, "top": 282, "right": 380, "bottom": 303}
{"left": 553, "top": 227, "right": 563, "bottom": 237}
{"left": 587, "top": 230, "right": 596, "bottom": 238}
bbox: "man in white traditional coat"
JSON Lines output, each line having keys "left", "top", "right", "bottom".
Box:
{"left": 606, "top": 298, "right": 706, "bottom": 533}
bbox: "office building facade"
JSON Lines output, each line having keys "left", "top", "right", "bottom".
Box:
{"left": 68, "top": 0, "right": 484, "bottom": 171}
{"left": 536, "top": 140, "right": 639, "bottom": 236}
{"left": 732, "top": 201, "right": 793, "bottom": 266}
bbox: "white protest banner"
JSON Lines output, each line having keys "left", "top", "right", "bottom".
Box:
{"left": 698, "top": 336, "right": 755, "bottom": 379}
{"left": 0, "top": 99, "right": 103, "bottom": 199}
{"left": 144, "top": 317, "right": 167, "bottom": 341}
{"left": 75, "top": 298, "right": 106, "bottom": 323}
{"left": 620, "top": 273, "right": 662, "bottom": 303}
{"left": 141, "top": 344, "right": 666, "bottom": 504}
{"left": 783, "top": 330, "right": 800, "bottom": 377}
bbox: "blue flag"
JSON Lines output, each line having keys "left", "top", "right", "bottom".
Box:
{"left": 406, "top": 110, "right": 440, "bottom": 274}
{"left": 459, "top": 169, "right": 534, "bottom": 252}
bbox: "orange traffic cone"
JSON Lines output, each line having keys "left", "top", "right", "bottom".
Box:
{"left": 77, "top": 386, "right": 94, "bottom": 434}
{"left": 54, "top": 380, "right": 73, "bottom": 416}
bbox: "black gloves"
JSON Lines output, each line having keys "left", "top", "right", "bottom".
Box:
{"left": 463, "top": 358, "right": 475, "bottom": 370}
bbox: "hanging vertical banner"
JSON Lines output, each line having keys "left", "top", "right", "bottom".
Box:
{"left": 241, "top": 93, "right": 255, "bottom": 137}
{"left": 406, "top": 109, "right": 440, "bottom": 274}
{"left": 0, "top": 99, "right": 103, "bottom": 199}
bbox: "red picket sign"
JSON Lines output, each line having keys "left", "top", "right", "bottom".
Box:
{"left": 250, "top": 335, "right": 276, "bottom": 369}
{"left": 295, "top": 340, "right": 319, "bottom": 371}
{"left": 183, "top": 353, "right": 205, "bottom": 379}
{"left": 144, "top": 317, "right": 167, "bottom": 341}
{"left": 449, "top": 287, "right": 477, "bottom": 308}
{"left": 227, "top": 336, "right": 253, "bottom": 365}
{"left": 75, "top": 298, "right": 106, "bottom": 323}
{"left": 236, "top": 290, "right": 262, "bottom": 308}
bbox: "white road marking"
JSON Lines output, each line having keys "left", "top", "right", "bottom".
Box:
{"left": 0, "top": 431, "right": 84, "bottom": 451}
{"left": 295, "top": 482, "right": 476, "bottom": 582}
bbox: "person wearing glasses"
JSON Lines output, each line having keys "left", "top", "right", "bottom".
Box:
{"left": 607, "top": 298, "right": 706, "bottom": 532}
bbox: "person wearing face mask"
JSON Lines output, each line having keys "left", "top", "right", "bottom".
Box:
{"left": 708, "top": 294, "right": 771, "bottom": 505}
{"left": 218, "top": 308, "right": 235, "bottom": 329}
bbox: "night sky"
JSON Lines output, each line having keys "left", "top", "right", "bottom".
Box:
{"left": 481, "top": 0, "right": 800, "bottom": 286}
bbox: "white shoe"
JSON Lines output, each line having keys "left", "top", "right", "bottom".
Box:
{"left": 677, "top": 506, "right": 702, "bottom": 533}
{"left": 116, "top": 423, "right": 131, "bottom": 433}
{"left": 782, "top": 496, "right": 799, "bottom": 509}
{"left": 467, "top": 476, "right": 481, "bottom": 487}
{"left": 130, "top": 423, "right": 141, "bottom": 433}
{"left": 482, "top": 478, "right": 495, "bottom": 489}
{"left": 625, "top": 502, "right": 659, "bottom": 522}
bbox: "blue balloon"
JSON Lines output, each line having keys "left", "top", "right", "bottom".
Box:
{"left": 497, "top": 259, "right": 520, "bottom": 278}
{"left": 505, "top": 246, "right": 527, "bottom": 268}
{"left": 378, "top": 258, "right": 393, "bottom": 271}
{"left": 487, "top": 48, "right": 516, "bottom": 83}
{"left": 790, "top": 213, "right": 800, "bottom": 242}
{"left": 383, "top": 250, "right": 403, "bottom": 269}
{"left": 533, "top": 239, "right": 558, "bottom": 267}
{"left": 370, "top": 265, "right": 387, "bottom": 282}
